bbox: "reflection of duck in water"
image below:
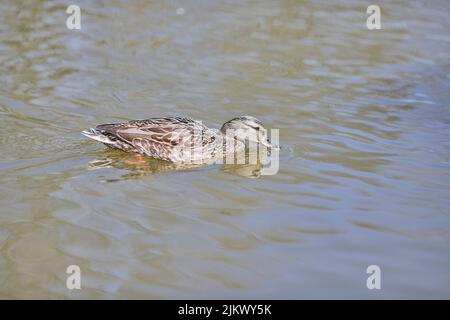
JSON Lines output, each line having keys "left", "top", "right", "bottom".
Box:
{"left": 82, "top": 116, "right": 273, "bottom": 165}
{"left": 87, "top": 149, "right": 264, "bottom": 179}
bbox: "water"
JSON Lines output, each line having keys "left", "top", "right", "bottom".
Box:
{"left": 0, "top": 0, "right": 449, "bottom": 299}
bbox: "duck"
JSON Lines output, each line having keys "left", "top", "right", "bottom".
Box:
{"left": 82, "top": 116, "right": 272, "bottom": 164}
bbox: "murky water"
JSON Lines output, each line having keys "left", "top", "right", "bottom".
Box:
{"left": 1, "top": 0, "right": 449, "bottom": 299}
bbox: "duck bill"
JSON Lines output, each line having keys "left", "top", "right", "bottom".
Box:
{"left": 259, "top": 138, "right": 273, "bottom": 149}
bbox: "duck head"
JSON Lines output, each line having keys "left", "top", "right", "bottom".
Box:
{"left": 220, "top": 115, "right": 272, "bottom": 148}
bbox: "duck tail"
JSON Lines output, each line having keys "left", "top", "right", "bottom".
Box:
{"left": 81, "top": 128, "right": 114, "bottom": 144}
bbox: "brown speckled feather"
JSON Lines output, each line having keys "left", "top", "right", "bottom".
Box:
{"left": 90, "top": 117, "right": 222, "bottom": 162}
{"left": 82, "top": 115, "right": 270, "bottom": 164}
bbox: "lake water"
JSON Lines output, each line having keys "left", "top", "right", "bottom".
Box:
{"left": 0, "top": 0, "right": 449, "bottom": 299}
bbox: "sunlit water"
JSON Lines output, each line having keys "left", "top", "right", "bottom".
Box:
{"left": 0, "top": 0, "right": 449, "bottom": 299}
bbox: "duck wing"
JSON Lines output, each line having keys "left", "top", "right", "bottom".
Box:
{"left": 96, "top": 117, "right": 211, "bottom": 162}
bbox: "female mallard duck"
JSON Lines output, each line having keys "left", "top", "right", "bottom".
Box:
{"left": 82, "top": 116, "right": 272, "bottom": 164}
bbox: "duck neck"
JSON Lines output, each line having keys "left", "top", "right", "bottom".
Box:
{"left": 221, "top": 134, "right": 245, "bottom": 152}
